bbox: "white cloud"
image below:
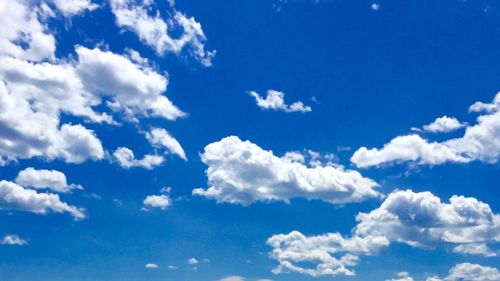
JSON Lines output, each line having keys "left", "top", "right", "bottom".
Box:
{"left": 0, "top": 180, "right": 85, "bottom": 220}
{"left": 249, "top": 90, "right": 311, "bottom": 113}
{"left": 386, "top": 272, "right": 414, "bottom": 281}
{"left": 145, "top": 263, "right": 158, "bottom": 269}
{"left": 220, "top": 276, "right": 245, "bottom": 281}
{"left": 15, "top": 167, "right": 82, "bottom": 193}
{"left": 193, "top": 136, "right": 380, "bottom": 206}
{"left": 453, "top": 243, "right": 497, "bottom": 257}
{"left": 49, "top": 0, "right": 98, "bottom": 16}
{"left": 267, "top": 189, "right": 500, "bottom": 277}
{"left": 351, "top": 93, "right": 500, "bottom": 167}
{"left": 109, "top": 0, "right": 215, "bottom": 66}
{"left": 146, "top": 128, "right": 187, "bottom": 160}
{"left": 187, "top": 257, "right": 199, "bottom": 265}
{"left": 143, "top": 194, "right": 171, "bottom": 210}
{"left": 75, "top": 46, "right": 185, "bottom": 121}
{"left": 0, "top": 0, "right": 55, "bottom": 62}
{"left": 444, "top": 263, "right": 500, "bottom": 281}
{"left": 423, "top": 116, "right": 465, "bottom": 133}
{"left": 113, "top": 147, "right": 165, "bottom": 169}
{"left": 1, "top": 234, "right": 27, "bottom": 246}
{"left": 371, "top": 3, "right": 381, "bottom": 11}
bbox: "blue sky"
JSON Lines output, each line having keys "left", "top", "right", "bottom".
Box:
{"left": 0, "top": 0, "right": 499, "bottom": 281}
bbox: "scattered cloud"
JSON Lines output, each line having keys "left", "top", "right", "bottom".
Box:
{"left": 351, "top": 93, "right": 500, "bottom": 167}
{"left": 386, "top": 272, "right": 414, "bottom": 281}
{"left": 113, "top": 147, "right": 165, "bottom": 169}
{"left": 15, "top": 167, "right": 82, "bottom": 193}
{"left": 1, "top": 234, "right": 27, "bottom": 246}
{"left": 146, "top": 128, "right": 187, "bottom": 160}
{"left": 109, "top": 0, "right": 215, "bottom": 66}
{"left": 0, "top": 180, "right": 85, "bottom": 220}
{"left": 267, "top": 189, "right": 500, "bottom": 277}
{"left": 143, "top": 194, "right": 171, "bottom": 210}
{"left": 193, "top": 136, "right": 380, "bottom": 205}
{"left": 145, "top": 263, "right": 158, "bottom": 269}
{"left": 371, "top": 3, "right": 381, "bottom": 11}
{"left": 187, "top": 257, "right": 199, "bottom": 265}
{"left": 49, "top": 0, "right": 98, "bottom": 16}
{"left": 423, "top": 116, "right": 465, "bottom": 133}
{"left": 249, "top": 90, "right": 311, "bottom": 113}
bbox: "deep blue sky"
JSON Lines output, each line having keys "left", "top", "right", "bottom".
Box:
{"left": 0, "top": 0, "right": 499, "bottom": 280}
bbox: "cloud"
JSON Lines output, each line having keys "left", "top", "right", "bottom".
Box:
{"left": 143, "top": 194, "right": 171, "bottom": 210}
{"left": 49, "top": 0, "right": 98, "bottom": 16}
{"left": 15, "top": 167, "right": 82, "bottom": 193}
{"left": 145, "top": 263, "right": 158, "bottom": 269}
{"left": 146, "top": 128, "right": 187, "bottom": 160}
{"left": 193, "top": 136, "right": 380, "bottom": 206}
{"left": 1, "top": 234, "right": 27, "bottom": 246}
{"left": 351, "top": 93, "right": 500, "bottom": 167}
{"left": 371, "top": 3, "right": 381, "bottom": 11}
{"left": 267, "top": 189, "right": 500, "bottom": 277}
{"left": 452, "top": 243, "right": 497, "bottom": 257}
{"left": 386, "top": 272, "right": 414, "bottom": 281}
{"left": 423, "top": 116, "right": 465, "bottom": 133}
{"left": 109, "top": 0, "right": 215, "bottom": 66}
{"left": 113, "top": 147, "right": 165, "bottom": 169}
{"left": 220, "top": 276, "right": 245, "bottom": 281}
{"left": 442, "top": 263, "right": 500, "bottom": 281}
{"left": 187, "top": 257, "right": 199, "bottom": 265}
{"left": 249, "top": 90, "right": 311, "bottom": 113}
{"left": 0, "top": 180, "right": 85, "bottom": 220}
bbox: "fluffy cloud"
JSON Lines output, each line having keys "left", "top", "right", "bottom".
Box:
{"left": 146, "top": 128, "right": 187, "bottom": 160}
{"left": 351, "top": 93, "right": 500, "bottom": 167}
{"left": 267, "top": 189, "right": 500, "bottom": 277}
{"left": 0, "top": 180, "right": 85, "bottom": 220}
{"left": 441, "top": 263, "right": 500, "bottom": 281}
{"left": 193, "top": 136, "right": 380, "bottom": 205}
{"left": 423, "top": 116, "right": 465, "bottom": 133}
{"left": 452, "top": 243, "right": 497, "bottom": 257}
{"left": 143, "top": 194, "right": 171, "bottom": 210}
{"left": 187, "top": 257, "right": 199, "bottom": 265}
{"left": 109, "top": 0, "right": 215, "bottom": 66}
{"left": 1, "top": 234, "right": 28, "bottom": 246}
{"left": 15, "top": 167, "right": 82, "bottom": 193}
{"left": 113, "top": 147, "right": 164, "bottom": 169}
{"left": 249, "top": 90, "right": 311, "bottom": 113}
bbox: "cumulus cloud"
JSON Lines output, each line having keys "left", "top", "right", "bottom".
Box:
{"left": 146, "top": 128, "right": 187, "bottom": 160}
{"left": 442, "top": 263, "right": 500, "bottom": 281}
{"left": 220, "top": 276, "right": 245, "bottom": 281}
{"left": 145, "top": 263, "right": 158, "bottom": 269}
{"left": 1, "top": 234, "right": 28, "bottom": 246}
{"left": 193, "top": 136, "right": 380, "bottom": 206}
{"left": 113, "top": 147, "right": 165, "bottom": 169}
{"left": 187, "top": 257, "right": 199, "bottom": 265}
{"left": 15, "top": 167, "right": 82, "bottom": 193}
{"left": 423, "top": 116, "right": 465, "bottom": 133}
{"left": 351, "top": 93, "right": 500, "bottom": 167}
{"left": 0, "top": 180, "right": 85, "bottom": 220}
{"left": 109, "top": 0, "right": 215, "bottom": 66}
{"left": 452, "top": 243, "right": 497, "bottom": 257}
{"left": 143, "top": 194, "right": 171, "bottom": 210}
{"left": 267, "top": 189, "right": 500, "bottom": 277}
{"left": 371, "top": 3, "right": 381, "bottom": 11}
{"left": 249, "top": 90, "right": 311, "bottom": 113}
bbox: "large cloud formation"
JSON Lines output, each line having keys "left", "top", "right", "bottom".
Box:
{"left": 0, "top": 0, "right": 190, "bottom": 165}
{"left": 351, "top": 93, "right": 500, "bottom": 167}
{"left": 267, "top": 189, "right": 500, "bottom": 277}
{"left": 193, "top": 136, "right": 380, "bottom": 205}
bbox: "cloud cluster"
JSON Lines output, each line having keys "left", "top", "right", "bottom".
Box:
{"left": 193, "top": 136, "right": 380, "bottom": 205}
{"left": 249, "top": 90, "right": 312, "bottom": 113}
{"left": 267, "top": 189, "right": 500, "bottom": 277}
{"left": 388, "top": 263, "right": 500, "bottom": 281}
{"left": 351, "top": 93, "right": 500, "bottom": 167}
{"left": 109, "top": 0, "right": 215, "bottom": 66}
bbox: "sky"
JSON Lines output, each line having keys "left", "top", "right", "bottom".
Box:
{"left": 0, "top": 0, "right": 499, "bottom": 281}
